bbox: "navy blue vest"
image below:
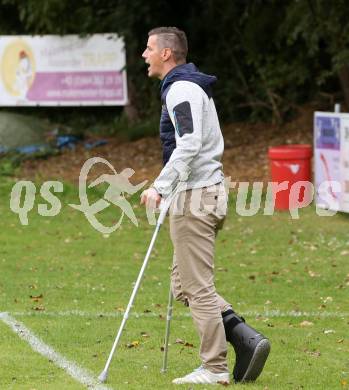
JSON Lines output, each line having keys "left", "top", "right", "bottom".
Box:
{"left": 159, "top": 86, "right": 176, "bottom": 165}
{"left": 158, "top": 63, "right": 216, "bottom": 166}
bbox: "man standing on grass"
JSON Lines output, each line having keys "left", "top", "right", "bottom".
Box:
{"left": 140, "top": 26, "right": 270, "bottom": 385}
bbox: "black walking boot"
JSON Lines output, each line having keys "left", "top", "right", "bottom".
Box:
{"left": 222, "top": 309, "right": 270, "bottom": 383}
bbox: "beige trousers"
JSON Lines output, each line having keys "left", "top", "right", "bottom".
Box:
{"left": 169, "top": 183, "right": 231, "bottom": 373}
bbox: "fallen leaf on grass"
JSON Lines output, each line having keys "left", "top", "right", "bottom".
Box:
{"left": 29, "top": 294, "right": 43, "bottom": 302}
{"left": 323, "top": 329, "right": 336, "bottom": 334}
{"left": 32, "top": 306, "right": 45, "bottom": 311}
{"left": 341, "top": 379, "right": 348, "bottom": 387}
{"left": 308, "top": 270, "right": 320, "bottom": 277}
{"left": 337, "top": 339, "right": 344, "bottom": 343}
{"left": 141, "top": 332, "right": 150, "bottom": 338}
{"left": 300, "top": 321, "right": 314, "bottom": 327}
{"left": 323, "top": 296, "right": 333, "bottom": 303}
{"left": 304, "top": 348, "right": 321, "bottom": 357}
{"left": 126, "top": 340, "right": 140, "bottom": 348}
{"left": 175, "top": 338, "right": 195, "bottom": 347}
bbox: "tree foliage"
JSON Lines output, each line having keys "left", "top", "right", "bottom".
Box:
{"left": 0, "top": 0, "right": 348, "bottom": 124}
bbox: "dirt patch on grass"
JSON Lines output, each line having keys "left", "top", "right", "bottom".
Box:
{"left": 19, "top": 105, "right": 314, "bottom": 185}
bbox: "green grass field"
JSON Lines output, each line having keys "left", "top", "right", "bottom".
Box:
{"left": 0, "top": 178, "right": 348, "bottom": 389}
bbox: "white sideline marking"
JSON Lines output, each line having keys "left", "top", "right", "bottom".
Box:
{"left": 0, "top": 312, "right": 112, "bottom": 390}
{"left": 8, "top": 309, "right": 349, "bottom": 318}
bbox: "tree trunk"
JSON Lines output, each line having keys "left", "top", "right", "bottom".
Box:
{"left": 338, "top": 65, "right": 349, "bottom": 110}
{"left": 123, "top": 78, "right": 140, "bottom": 123}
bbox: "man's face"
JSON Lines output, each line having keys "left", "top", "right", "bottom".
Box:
{"left": 142, "top": 35, "right": 164, "bottom": 79}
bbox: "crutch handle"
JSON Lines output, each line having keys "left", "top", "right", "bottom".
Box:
{"left": 157, "top": 181, "right": 184, "bottom": 226}
{"left": 157, "top": 199, "right": 171, "bottom": 225}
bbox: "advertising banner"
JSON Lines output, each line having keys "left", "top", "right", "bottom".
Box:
{"left": 340, "top": 116, "right": 349, "bottom": 212}
{"left": 0, "top": 34, "right": 127, "bottom": 106}
{"left": 314, "top": 112, "right": 349, "bottom": 212}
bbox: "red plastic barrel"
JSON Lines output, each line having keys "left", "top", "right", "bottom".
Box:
{"left": 268, "top": 144, "right": 313, "bottom": 210}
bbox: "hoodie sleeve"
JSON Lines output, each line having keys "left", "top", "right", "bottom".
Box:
{"left": 153, "top": 81, "right": 204, "bottom": 196}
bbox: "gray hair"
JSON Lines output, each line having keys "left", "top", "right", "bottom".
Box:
{"left": 148, "top": 26, "right": 188, "bottom": 64}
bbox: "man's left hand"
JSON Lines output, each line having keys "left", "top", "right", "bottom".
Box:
{"left": 140, "top": 187, "right": 161, "bottom": 208}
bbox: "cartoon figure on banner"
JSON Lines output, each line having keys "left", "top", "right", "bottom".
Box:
{"left": 0, "top": 39, "right": 36, "bottom": 101}
{"left": 14, "top": 50, "right": 33, "bottom": 99}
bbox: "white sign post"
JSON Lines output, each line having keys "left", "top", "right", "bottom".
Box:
{"left": 0, "top": 33, "right": 127, "bottom": 106}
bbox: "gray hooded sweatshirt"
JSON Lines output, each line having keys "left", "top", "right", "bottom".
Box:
{"left": 153, "top": 63, "right": 224, "bottom": 196}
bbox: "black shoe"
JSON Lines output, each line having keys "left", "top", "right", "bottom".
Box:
{"left": 222, "top": 310, "right": 270, "bottom": 382}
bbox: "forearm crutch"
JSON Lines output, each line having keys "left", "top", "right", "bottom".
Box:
{"left": 98, "top": 183, "right": 181, "bottom": 383}
{"left": 161, "top": 287, "right": 174, "bottom": 373}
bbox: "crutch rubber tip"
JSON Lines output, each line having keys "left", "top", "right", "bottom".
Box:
{"left": 98, "top": 370, "right": 108, "bottom": 383}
